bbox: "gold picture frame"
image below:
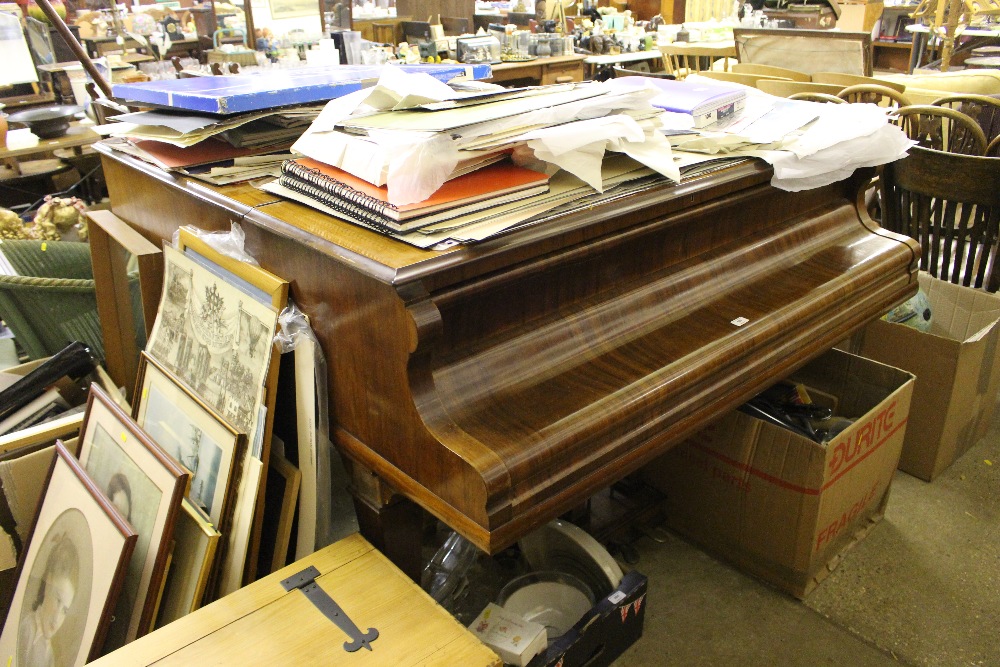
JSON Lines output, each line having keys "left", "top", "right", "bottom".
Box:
{"left": 174, "top": 226, "right": 289, "bottom": 591}
{"left": 133, "top": 351, "right": 247, "bottom": 535}
{"left": 0, "top": 441, "right": 137, "bottom": 665}
{"left": 154, "top": 499, "right": 220, "bottom": 628}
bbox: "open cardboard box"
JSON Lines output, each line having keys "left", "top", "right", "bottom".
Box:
{"left": 854, "top": 272, "right": 1000, "bottom": 480}
{"left": 642, "top": 348, "right": 914, "bottom": 598}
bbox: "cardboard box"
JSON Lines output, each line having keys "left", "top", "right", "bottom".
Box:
{"left": 855, "top": 273, "right": 1000, "bottom": 481}
{"left": 527, "top": 570, "right": 647, "bottom": 667}
{"left": 642, "top": 349, "right": 914, "bottom": 598}
{"left": 470, "top": 603, "right": 547, "bottom": 667}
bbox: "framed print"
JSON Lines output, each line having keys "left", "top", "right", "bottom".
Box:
{"left": 174, "top": 226, "right": 289, "bottom": 588}
{"left": 78, "top": 385, "right": 188, "bottom": 650}
{"left": 154, "top": 499, "right": 219, "bottom": 629}
{"left": 0, "top": 441, "right": 136, "bottom": 666}
{"left": 267, "top": 0, "right": 316, "bottom": 20}
{"left": 146, "top": 243, "right": 280, "bottom": 458}
{"left": 133, "top": 352, "right": 247, "bottom": 533}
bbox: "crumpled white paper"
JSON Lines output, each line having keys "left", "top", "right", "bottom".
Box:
{"left": 744, "top": 124, "right": 914, "bottom": 191}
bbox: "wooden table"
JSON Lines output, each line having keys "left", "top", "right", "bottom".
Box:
{"left": 584, "top": 50, "right": 666, "bottom": 79}
{"left": 1, "top": 124, "right": 101, "bottom": 177}
{"left": 488, "top": 54, "right": 587, "bottom": 86}
{"left": 95, "top": 143, "right": 918, "bottom": 581}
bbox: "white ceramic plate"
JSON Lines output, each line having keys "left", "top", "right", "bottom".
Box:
{"left": 501, "top": 579, "right": 594, "bottom": 639}
{"left": 518, "top": 519, "right": 624, "bottom": 598}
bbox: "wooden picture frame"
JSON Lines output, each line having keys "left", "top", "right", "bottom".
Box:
{"left": 0, "top": 441, "right": 137, "bottom": 665}
{"left": 261, "top": 451, "right": 301, "bottom": 575}
{"left": 154, "top": 499, "right": 220, "bottom": 628}
{"left": 78, "top": 384, "right": 188, "bottom": 649}
{"left": 133, "top": 351, "right": 247, "bottom": 534}
{"left": 267, "top": 0, "right": 316, "bottom": 20}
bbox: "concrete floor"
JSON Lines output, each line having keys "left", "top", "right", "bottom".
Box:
{"left": 612, "top": 424, "right": 1000, "bottom": 667}
{"left": 322, "top": 394, "right": 1000, "bottom": 667}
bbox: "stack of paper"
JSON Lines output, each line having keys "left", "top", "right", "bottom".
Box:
{"left": 262, "top": 68, "right": 689, "bottom": 247}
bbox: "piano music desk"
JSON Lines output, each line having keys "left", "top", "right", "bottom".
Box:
{"left": 95, "top": 144, "right": 919, "bottom": 580}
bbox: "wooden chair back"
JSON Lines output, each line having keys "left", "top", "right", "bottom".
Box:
{"left": 731, "top": 63, "right": 811, "bottom": 82}
{"left": 757, "top": 79, "right": 845, "bottom": 98}
{"left": 894, "top": 105, "right": 988, "bottom": 155}
{"left": 931, "top": 93, "right": 1000, "bottom": 149}
{"left": 837, "top": 84, "right": 912, "bottom": 108}
{"left": 812, "top": 72, "right": 907, "bottom": 93}
{"left": 787, "top": 92, "right": 848, "bottom": 103}
{"left": 659, "top": 42, "right": 731, "bottom": 80}
{"left": 698, "top": 70, "right": 789, "bottom": 86}
{"left": 880, "top": 145, "right": 1000, "bottom": 291}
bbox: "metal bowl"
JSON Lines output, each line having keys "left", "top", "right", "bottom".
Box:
{"left": 6, "top": 105, "right": 84, "bottom": 140}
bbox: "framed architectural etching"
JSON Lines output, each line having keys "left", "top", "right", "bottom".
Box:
{"left": 146, "top": 244, "right": 280, "bottom": 452}
{"left": 0, "top": 441, "right": 136, "bottom": 665}
{"left": 78, "top": 385, "right": 188, "bottom": 649}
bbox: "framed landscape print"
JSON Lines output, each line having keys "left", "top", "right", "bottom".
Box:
{"left": 0, "top": 441, "right": 136, "bottom": 666}
{"left": 134, "top": 352, "right": 246, "bottom": 533}
{"left": 78, "top": 385, "right": 188, "bottom": 649}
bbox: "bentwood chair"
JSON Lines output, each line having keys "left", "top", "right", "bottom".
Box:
{"left": 894, "top": 105, "right": 988, "bottom": 155}
{"left": 731, "top": 63, "right": 811, "bottom": 82}
{"left": 880, "top": 145, "right": 1000, "bottom": 291}
{"left": 787, "top": 92, "right": 848, "bottom": 104}
{"left": 757, "top": 79, "right": 845, "bottom": 98}
{"left": 837, "top": 84, "right": 912, "bottom": 109}
{"left": 930, "top": 94, "right": 1000, "bottom": 148}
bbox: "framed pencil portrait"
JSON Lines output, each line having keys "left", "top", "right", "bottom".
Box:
{"left": 133, "top": 351, "right": 247, "bottom": 533}
{"left": 78, "top": 385, "right": 188, "bottom": 650}
{"left": 0, "top": 441, "right": 136, "bottom": 666}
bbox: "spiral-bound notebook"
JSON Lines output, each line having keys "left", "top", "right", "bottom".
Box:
{"left": 276, "top": 157, "right": 550, "bottom": 232}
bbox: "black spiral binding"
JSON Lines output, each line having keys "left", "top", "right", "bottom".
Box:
{"left": 281, "top": 160, "right": 401, "bottom": 220}
{"left": 277, "top": 173, "right": 398, "bottom": 236}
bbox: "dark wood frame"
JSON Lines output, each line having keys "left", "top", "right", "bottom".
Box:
{"left": 0, "top": 441, "right": 137, "bottom": 664}
{"left": 78, "top": 384, "right": 188, "bottom": 645}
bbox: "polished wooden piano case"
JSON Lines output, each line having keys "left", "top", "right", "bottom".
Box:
{"left": 97, "top": 147, "right": 919, "bottom": 577}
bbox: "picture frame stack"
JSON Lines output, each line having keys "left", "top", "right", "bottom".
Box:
{"left": 141, "top": 227, "right": 289, "bottom": 596}
{"left": 0, "top": 224, "right": 305, "bottom": 662}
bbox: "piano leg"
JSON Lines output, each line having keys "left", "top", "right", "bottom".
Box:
{"left": 348, "top": 461, "right": 424, "bottom": 582}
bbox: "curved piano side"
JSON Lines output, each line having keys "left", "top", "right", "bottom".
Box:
{"left": 400, "top": 170, "right": 919, "bottom": 553}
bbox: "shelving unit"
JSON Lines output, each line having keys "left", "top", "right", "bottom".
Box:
{"left": 873, "top": 3, "right": 919, "bottom": 72}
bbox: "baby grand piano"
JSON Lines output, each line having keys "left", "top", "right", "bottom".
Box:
{"left": 97, "top": 147, "right": 919, "bottom": 578}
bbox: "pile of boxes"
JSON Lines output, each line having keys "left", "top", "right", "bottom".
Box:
{"left": 642, "top": 271, "right": 1000, "bottom": 598}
